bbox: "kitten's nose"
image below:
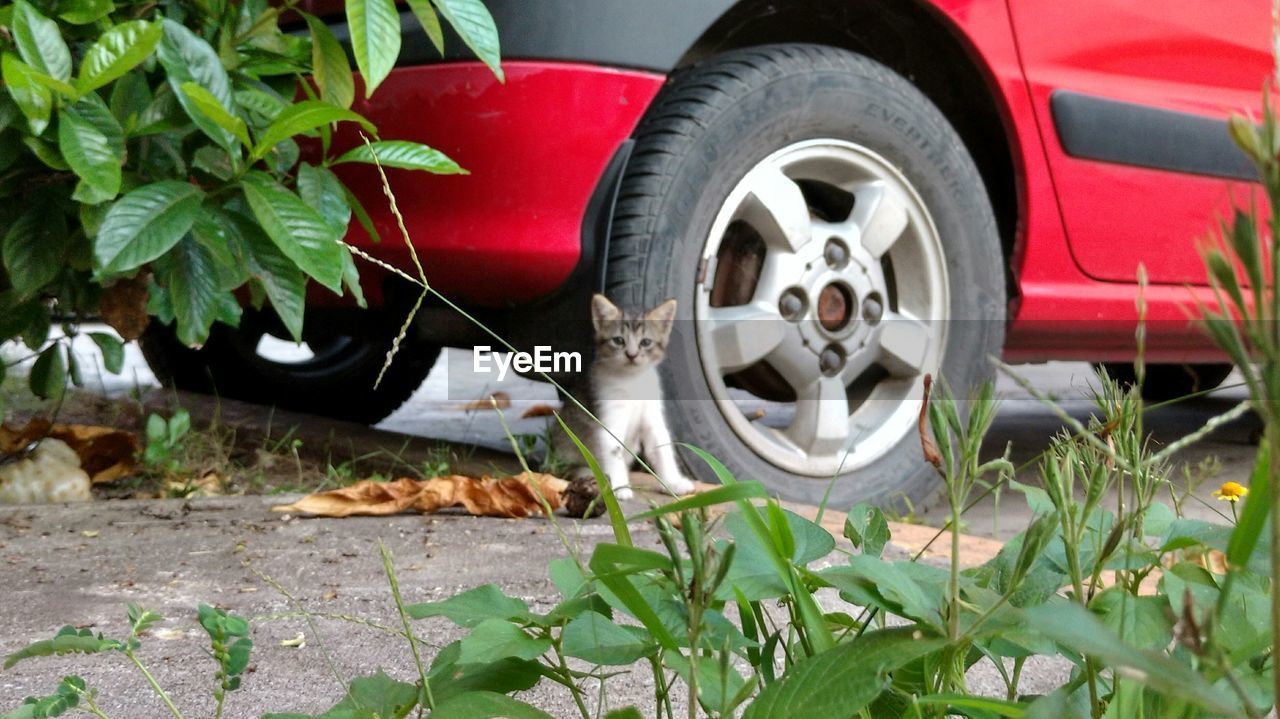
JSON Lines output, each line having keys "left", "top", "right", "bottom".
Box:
{"left": 625, "top": 351, "right": 639, "bottom": 361}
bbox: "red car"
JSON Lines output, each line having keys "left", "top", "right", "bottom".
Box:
{"left": 142, "top": 0, "right": 1273, "bottom": 505}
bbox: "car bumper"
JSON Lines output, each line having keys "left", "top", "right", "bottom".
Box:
{"left": 327, "top": 61, "right": 664, "bottom": 307}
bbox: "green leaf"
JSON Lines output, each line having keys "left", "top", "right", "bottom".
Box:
{"left": 742, "top": 627, "right": 947, "bottom": 719}
{"left": 346, "top": 0, "right": 401, "bottom": 97}
{"left": 724, "top": 507, "right": 835, "bottom": 600}
{"left": 297, "top": 163, "right": 351, "bottom": 231}
{"left": 427, "top": 641, "right": 542, "bottom": 705}
{"left": 1089, "top": 587, "right": 1171, "bottom": 651}
{"left": 29, "top": 345, "right": 66, "bottom": 399}
{"left": 89, "top": 332, "right": 124, "bottom": 374}
{"left": 430, "top": 0, "right": 502, "bottom": 81}
{"left": 333, "top": 140, "right": 465, "bottom": 173}
{"left": 178, "top": 82, "right": 250, "bottom": 148}
{"left": 303, "top": 13, "right": 355, "bottom": 109}
{"left": 94, "top": 181, "right": 204, "bottom": 274}
{"left": 156, "top": 236, "right": 228, "bottom": 346}
{"left": 22, "top": 135, "right": 67, "bottom": 169}
{"left": 406, "top": 0, "right": 444, "bottom": 54}
{"left": 223, "top": 210, "right": 306, "bottom": 341}
{"left": 406, "top": 584, "right": 530, "bottom": 626}
{"left": 3, "top": 205, "right": 66, "bottom": 298}
{"left": 13, "top": 0, "right": 71, "bottom": 82}
{"left": 240, "top": 171, "right": 344, "bottom": 291}
{"left": 250, "top": 101, "right": 371, "bottom": 161}
{"left": 1024, "top": 602, "right": 1241, "bottom": 715}
{"left": 844, "top": 502, "right": 890, "bottom": 558}
{"left": 819, "top": 557, "right": 944, "bottom": 627}
{"left": 77, "top": 20, "right": 163, "bottom": 94}
{"left": 157, "top": 19, "right": 236, "bottom": 150}
{"left": 561, "top": 612, "right": 655, "bottom": 665}
{"left": 4, "top": 626, "right": 120, "bottom": 669}
{"left": 664, "top": 652, "right": 747, "bottom": 714}
{"left": 58, "top": 0, "right": 113, "bottom": 24}
{"left": 3, "top": 52, "right": 53, "bottom": 135}
{"left": 430, "top": 692, "right": 554, "bottom": 719}
{"left": 58, "top": 95, "right": 124, "bottom": 198}
{"left": 457, "top": 618, "right": 551, "bottom": 664}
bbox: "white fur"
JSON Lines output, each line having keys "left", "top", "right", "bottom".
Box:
{"left": 588, "top": 366, "right": 695, "bottom": 498}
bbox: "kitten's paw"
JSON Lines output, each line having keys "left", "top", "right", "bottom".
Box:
{"left": 664, "top": 475, "right": 696, "bottom": 496}
{"left": 613, "top": 486, "right": 634, "bottom": 501}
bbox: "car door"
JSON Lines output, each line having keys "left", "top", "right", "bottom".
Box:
{"left": 1007, "top": 0, "right": 1271, "bottom": 286}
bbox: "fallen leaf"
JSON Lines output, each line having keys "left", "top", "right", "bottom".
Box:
{"left": 281, "top": 633, "right": 306, "bottom": 648}
{"left": 748, "top": 409, "right": 766, "bottom": 421}
{"left": 0, "top": 420, "right": 138, "bottom": 484}
{"left": 322, "top": 590, "right": 338, "bottom": 601}
{"left": 81, "top": 530, "right": 99, "bottom": 538}
{"left": 271, "top": 472, "right": 570, "bottom": 519}
{"left": 165, "top": 471, "right": 225, "bottom": 498}
{"left": 458, "top": 392, "right": 512, "bottom": 411}
{"left": 520, "top": 403, "right": 558, "bottom": 419}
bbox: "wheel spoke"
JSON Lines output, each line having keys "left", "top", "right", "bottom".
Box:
{"left": 741, "top": 166, "right": 813, "bottom": 253}
{"left": 787, "top": 376, "right": 850, "bottom": 456}
{"left": 706, "top": 302, "right": 787, "bottom": 373}
{"left": 859, "top": 187, "right": 909, "bottom": 259}
{"left": 878, "top": 313, "right": 932, "bottom": 376}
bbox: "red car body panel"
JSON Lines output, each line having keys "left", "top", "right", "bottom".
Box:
{"left": 330, "top": 1, "right": 1268, "bottom": 363}
{"left": 330, "top": 62, "right": 663, "bottom": 307}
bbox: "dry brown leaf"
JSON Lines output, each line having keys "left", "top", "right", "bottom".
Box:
{"left": 0, "top": 420, "right": 138, "bottom": 484}
{"left": 165, "top": 471, "right": 225, "bottom": 498}
{"left": 520, "top": 403, "right": 558, "bottom": 419}
{"left": 49, "top": 424, "right": 139, "bottom": 484}
{"left": 271, "top": 472, "right": 571, "bottom": 519}
{"left": 458, "top": 392, "right": 512, "bottom": 411}
{"left": 100, "top": 275, "right": 151, "bottom": 341}
{"left": 918, "top": 374, "right": 943, "bottom": 471}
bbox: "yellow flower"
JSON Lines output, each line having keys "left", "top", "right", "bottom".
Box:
{"left": 1213, "top": 481, "right": 1249, "bottom": 503}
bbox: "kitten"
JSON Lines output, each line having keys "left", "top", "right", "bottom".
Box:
{"left": 553, "top": 294, "right": 696, "bottom": 500}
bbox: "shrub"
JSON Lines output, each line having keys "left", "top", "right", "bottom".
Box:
{"left": 0, "top": 0, "right": 500, "bottom": 409}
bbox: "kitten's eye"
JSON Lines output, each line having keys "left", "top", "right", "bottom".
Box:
{"left": 612, "top": 336, "right": 625, "bottom": 346}
{"left": 639, "top": 338, "right": 653, "bottom": 348}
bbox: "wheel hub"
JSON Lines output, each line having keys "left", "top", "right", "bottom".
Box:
{"left": 696, "top": 138, "right": 949, "bottom": 476}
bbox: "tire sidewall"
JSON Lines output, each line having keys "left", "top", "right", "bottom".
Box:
{"left": 618, "top": 47, "right": 1005, "bottom": 507}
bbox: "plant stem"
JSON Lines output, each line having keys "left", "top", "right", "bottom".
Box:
{"left": 1268, "top": 420, "right": 1280, "bottom": 712}
{"left": 124, "top": 650, "right": 185, "bottom": 719}
{"left": 378, "top": 541, "right": 435, "bottom": 711}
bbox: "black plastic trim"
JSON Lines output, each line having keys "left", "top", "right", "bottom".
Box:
{"left": 1051, "top": 90, "right": 1257, "bottom": 182}
{"left": 311, "top": 1, "right": 734, "bottom": 72}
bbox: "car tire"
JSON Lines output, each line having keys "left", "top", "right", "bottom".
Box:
{"left": 1099, "top": 362, "right": 1233, "bottom": 402}
{"left": 606, "top": 44, "right": 1006, "bottom": 507}
{"left": 139, "top": 311, "right": 439, "bottom": 425}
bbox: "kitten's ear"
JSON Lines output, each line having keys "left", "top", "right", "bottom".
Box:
{"left": 646, "top": 298, "right": 677, "bottom": 334}
{"left": 591, "top": 294, "right": 621, "bottom": 330}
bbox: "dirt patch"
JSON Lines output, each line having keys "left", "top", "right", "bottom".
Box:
{"left": 1, "top": 386, "right": 525, "bottom": 502}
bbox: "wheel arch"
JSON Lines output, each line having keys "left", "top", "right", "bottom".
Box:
{"left": 666, "top": 0, "right": 1022, "bottom": 290}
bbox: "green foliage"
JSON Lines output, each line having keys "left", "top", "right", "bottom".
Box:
{"left": 0, "top": 0, "right": 500, "bottom": 410}
{"left": 142, "top": 408, "right": 191, "bottom": 471}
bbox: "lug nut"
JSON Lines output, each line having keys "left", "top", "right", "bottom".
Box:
{"left": 779, "top": 288, "right": 807, "bottom": 321}
{"left": 824, "top": 239, "right": 849, "bottom": 267}
{"left": 819, "top": 344, "right": 845, "bottom": 376}
{"left": 862, "top": 293, "right": 884, "bottom": 325}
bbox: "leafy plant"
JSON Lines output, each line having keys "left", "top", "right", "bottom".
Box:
{"left": 4, "top": 603, "right": 250, "bottom": 719}
{"left": 0, "top": 0, "right": 500, "bottom": 411}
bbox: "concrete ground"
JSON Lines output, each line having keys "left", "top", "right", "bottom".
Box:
{"left": 0, "top": 336, "right": 1259, "bottom": 715}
